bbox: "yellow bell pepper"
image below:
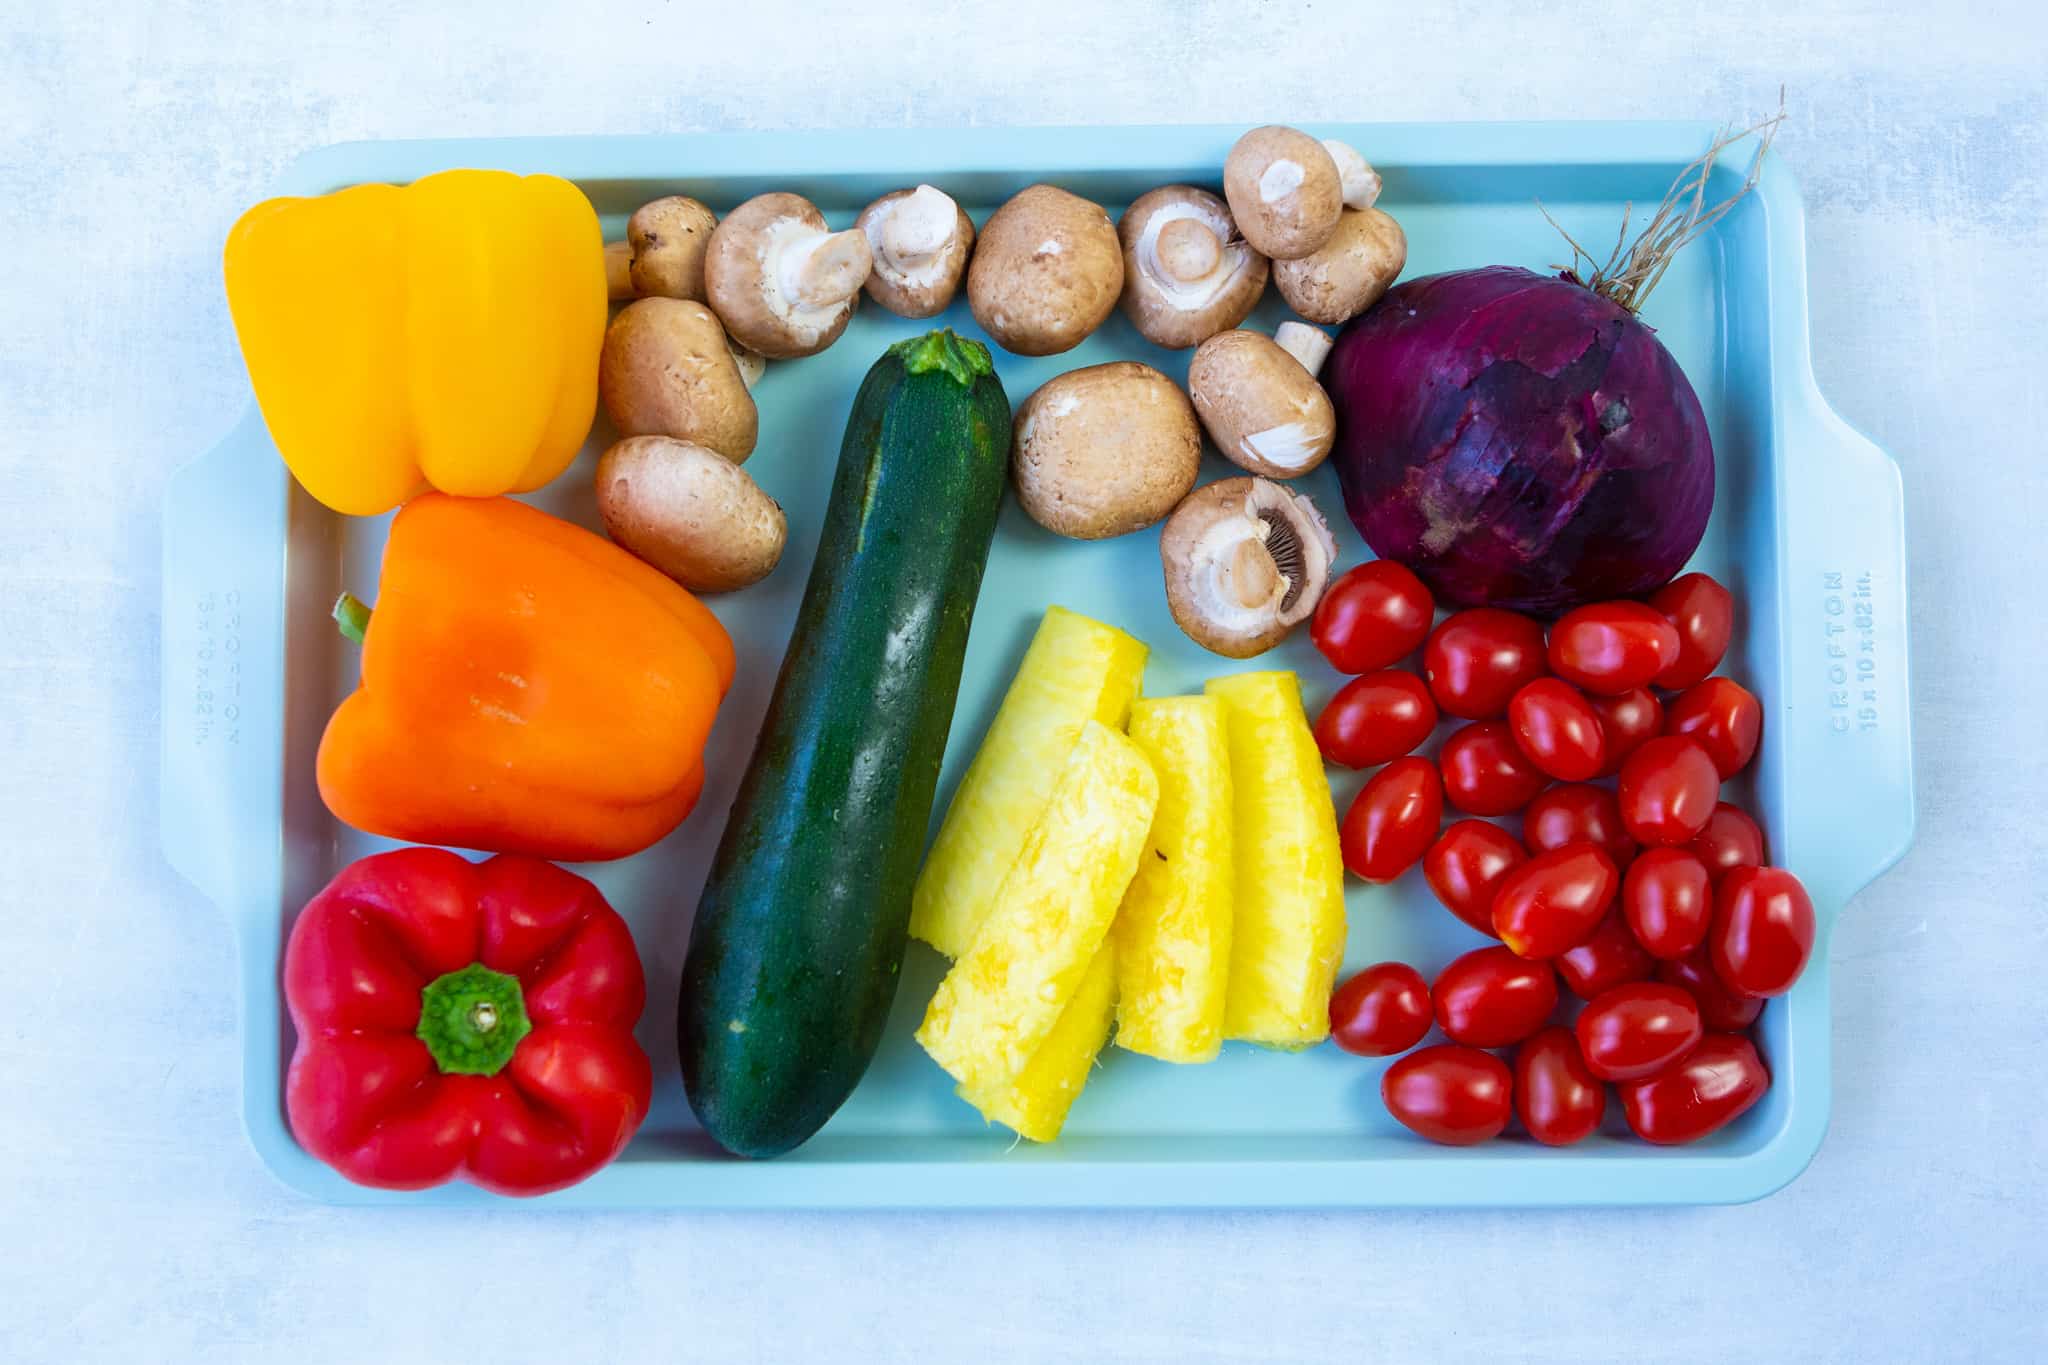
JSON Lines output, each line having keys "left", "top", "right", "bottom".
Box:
{"left": 224, "top": 169, "right": 606, "bottom": 516}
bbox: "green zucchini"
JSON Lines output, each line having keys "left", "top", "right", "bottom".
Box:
{"left": 677, "top": 330, "right": 1011, "bottom": 1157}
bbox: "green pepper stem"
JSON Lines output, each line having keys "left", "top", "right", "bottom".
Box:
{"left": 333, "top": 592, "right": 373, "bottom": 645}
{"left": 416, "top": 963, "right": 533, "bottom": 1076}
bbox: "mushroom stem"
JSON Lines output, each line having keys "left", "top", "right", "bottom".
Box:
{"left": 1323, "top": 140, "right": 1382, "bottom": 211}
{"left": 1228, "top": 536, "right": 1282, "bottom": 608}
{"left": 1274, "top": 322, "right": 1334, "bottom": 377}
{"left": 1155, "top": 217, "right": 1223, "bottom": 284}
{"left": 781, "top": 229, "right": 873, "bottom": 309}
{"left": 879, "top": 185, "right": 957, "bottom": 268}
{"left": 605, "top": 240, "right": 636, "bottom": 300}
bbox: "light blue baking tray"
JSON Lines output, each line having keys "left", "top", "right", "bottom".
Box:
{"left": 161, "top": 124, "right": 1913, "bottom": 1207}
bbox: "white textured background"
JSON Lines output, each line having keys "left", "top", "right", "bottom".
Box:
{"left": 4, "top": 2, "right": 2044, "bottom": 1361}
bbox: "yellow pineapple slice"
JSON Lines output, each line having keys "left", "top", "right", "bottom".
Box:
{"left": 916, "top": 720, "right": 1158, "bottom": 1094}
{"left": 912, "top": 606, "right": 1148, "bottom": 958}
{"left": 1114, "top": 695, "right": 1235, "bottom": 1063}
{"left": 960, "top": 941, "right": 1118, "bottom": 1142}
{"left": 1203, "top": 671, "right": 1347, "bottom": 1048}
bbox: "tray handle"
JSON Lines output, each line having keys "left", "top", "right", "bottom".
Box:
{"left": 1770, "top": 379, "right": 1915, "bottom": 910}
{"left": 160, "top": 407, "right": 290, "bottom": 910}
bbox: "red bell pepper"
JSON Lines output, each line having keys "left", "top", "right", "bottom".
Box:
{"left": 283, "top": 847, "right": 652, "bottom": 1195}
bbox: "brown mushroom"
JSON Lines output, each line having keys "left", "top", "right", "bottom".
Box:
{"left": 704, "top": 192, "right": 872, "bottom": 359}
{"left": 626, "top": 196, "right": 719, "bottom": 300}
{"left": 967, "top": 185, "right": 1124, "bottom": 356}
{"left": 1186, "top": 330, "right": 1336, "bottom": 479}
{"left": 1272, "top": 207, "right": 1407, "bottom": 325}
{"left": 1160, "top": 477, "right": 1338, "bottom": 657}
{"left": 1223, "top": 126, "right": 1344, "bottom": 261}
{"left": 857, "top": 185, "right": 975, "bottom": 318}
{"left": 595, "top": 436, "right": 786, "bottom": 593}
{"left": 599, "top": 298, "right": 758, "bottom": 462}
{"left": 1116, "top": 185, "right": 1269, "bottom": 349}
{"left": 1012, "top": 362, "right": 1200, "bottom": 539}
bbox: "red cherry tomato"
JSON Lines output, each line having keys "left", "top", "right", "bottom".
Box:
{"left": 1329, "top": 962, "right": 1434, "bottom": 1057}
{"left": 1710, "top": 866, "right": 1816, "bottom": 998}
{"left": 1665, "top": 677, "right": 1763, "bottom": 778}
{"left": 1546, "top": 601, "right": 1682, "bottom": 696}
{"left": 1622, "top": 847, "right": 1714, "bottom": 959}
{"left": 1514, "top": 1026, "right": 1606, "bottom": 1146}
{"left": 1656, "top": 951, "right": 1765, "bottom": 1032}
{"left": 1617, "top": 736, "right": 1720, "bottom": 846}
{"left": 1314, "top": 670, "right": 1439, "bottom": 769}
{"left": 1432, "top": 945, "right": 1559, "bottom": 1048}
{"left": 1312, "top": 560, "right": 1435, "bottom": 674}
{"left": 1649, "top": 573, "right": 1734, "bottom": 690}
{"left": 1689, "top": 802, "right": 1767, "bottom": 883}
{"left": 1619, "top": 1033, "right": 1769, "bottom": 1144}
{"left": 1522, "top": 783, "right": 1637, "bottom": 869}
{"left": 1423, "top": 608, "right": 1548, "bottom": 720}
{"left": 1554, "top": 910, "right": 1657, "bottom": 999}
{"left": 1491, "top": 845, "right": 1619, "bottom": 960}
{"left": 1423, "top": 820, "right": 1526, "bottom": 938}
{"left": 1340, "top": 757, "right": 1443, "bottom": 884}
{"left": 1381, "top": 1045, "right": 1513, "bottom": 1146}
{"left": 1590, "top": 687, "right": 1663, "bottom": 776}
{"left": 1439, "top": 720, "right": 1548, "bottom": 816}
{"left": 1575, "top": 982, "right": 1704, "bottom": 1081}
{"left": 1507, "top": 678, "right": 1608, "bottom": 782}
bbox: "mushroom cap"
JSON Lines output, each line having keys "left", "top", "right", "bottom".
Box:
{"left": 1116, "top": 185, "right": 1269, "bottom": 350}
{"left": 1272, "top": 206, "right": 1408, "bottom": 325}
{"left": 1012, "top": 361, "right": 1200, "bottom": 539}
{"left": 1187, "top": 329, "right": 1336, "bottom": 480}
{"left": 1160, "top": 476, "right": 1339, "bottom": 657}
{"left": 1223, "top": 126, "right": 1344, "bottom": 261}
{"left": 595, "top": 435, "right": 786, "bottom": 593}
{"left": 705, "top": 192, "right": 871, "bottom": 359}
{"left": 967, "top": 184, "right": 1124, "bottom": 356}
{"left": 627, "top": 195, "right": 718, "bottom": 300}
{"left": 857, "top": 186, "right": 975, "bottom": 318}
{"left": 600, "top": 298, "right": 758, "bottom": 462}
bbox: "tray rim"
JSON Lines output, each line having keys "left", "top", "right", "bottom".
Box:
{"left": 163, "top": 121, "right": 1914, "bottom": 1209}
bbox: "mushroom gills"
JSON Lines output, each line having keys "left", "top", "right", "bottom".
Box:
{"left": 1193, "top": 507, "right": 1312, "bottom": 631}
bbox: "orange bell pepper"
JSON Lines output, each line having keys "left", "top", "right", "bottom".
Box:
{"left": 317, "top": 494, "right": 734, "bottom": 862}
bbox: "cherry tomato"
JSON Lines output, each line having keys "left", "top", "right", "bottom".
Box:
{"left": 1507, "top": 678, "right": 1608, "bottom": 782}
{"left": 1312, "top": 560, "right": 1436, "bottom": 674}
{"left": 1329, "top": 962, "right": 1434, "bottom": 1057}
{"left": 1617, "top": 736, "right": 1720, "bottom": 846}
{"left": 1522, "top": 783, "right": 1637, "bottom": 869}
{"left": 1665, "top": 677, "right": 1763, "bottom": 778}
{"left": 1648, "top": 573, "right": 1734, "bottom": 690}
{"left": 1514, "top": 1026, "right": 1606, "bottom": 1146}
{"left": 1554, "top": 910, "right": 1657, "bottom": 999}
{"left": 1622, "top": 847, "right": 1714, "bottom": 959}
{"left": 1432, "top": 945, "right": 1559, "bottom": 1048}
{"left": 1423, "top": 608, "right": 1548, "bottom": 720}
{"left": 1381, "top": 1045, "right": 1514, "bottom": 1146}
{"left": 1656, "top": 950, "right": 1765, "bottom": 1032}
{"left": 1423, "top": 820, "right": 1525, "bottom": 937}
{"left": 1710, "top": 866, "right": 1816, "bottom": 997}
{"left": 1314, "top": 670, "right": 1438, "bottom": 769}
{"left": 1491, "top": 845, "right": 1619, "bottom": 959}
{"left": 1689, "top": 802, "right": 1767, "bottom": 882}
{"left": 1439, "top": 720, "right": 1548, "bottom": 816}
{"left": 1590, "top": 687, "right": 1663, "bottom": 776}
{"left": 1340, "top": 757, "right": 1443, "bottom": 884}
{"left": 1619, "top": 1033, "right": 1769, "bottom": 1144}
{"left": 1546, "top": 601, "right": 1681, "bottom": 695}
{"left": 1575, "top": 982, "right": 1704, "bottom": 1081}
